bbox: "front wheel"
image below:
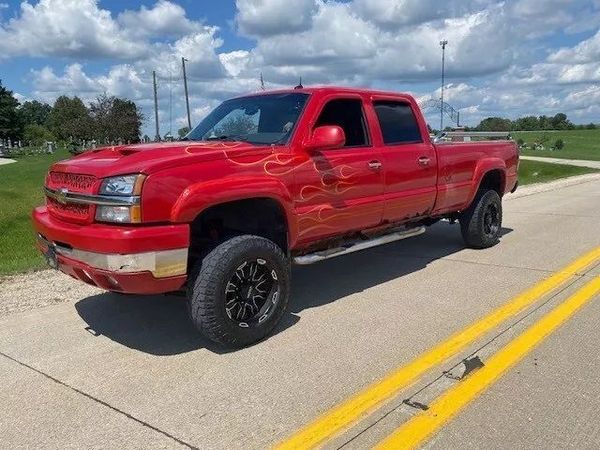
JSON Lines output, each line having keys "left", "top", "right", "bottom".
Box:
{"left": 187, "top": 235, "right": 290, "bottom": 348}
{"left": 459, "top": 190, "right": 503, "bottom": 249}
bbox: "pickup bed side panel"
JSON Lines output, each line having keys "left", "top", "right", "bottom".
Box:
{"left": 433, "top": 141, "right": 517, "bottom": 215}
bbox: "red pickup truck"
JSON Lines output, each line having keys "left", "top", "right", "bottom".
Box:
{"left": 33, "top": 86, "right": 518, "bottom": 347}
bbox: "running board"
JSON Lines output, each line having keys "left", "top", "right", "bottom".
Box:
{"left": 292, "top": 226, "right": 425, "bottom": 265}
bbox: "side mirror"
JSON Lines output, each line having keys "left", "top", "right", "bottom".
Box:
{"left": 305, "top": 125, "right": 345, "bottom": 151}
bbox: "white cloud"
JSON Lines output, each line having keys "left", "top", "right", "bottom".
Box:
{"left": 549, "top": 29, "right": 600, "bottom": 63}
{"left": 219, "top": 50, "right": 251, "bottom": 77}
{"left": 352, "top": 0, "right": 490, "bottom": 28}
{"left": 31, "top": 64, "right": 99, "bottom": 100}
{"left": 117, "top": 0, "right": 202, "bottom": 38}
{"left": 0, "top": 0, "right": 148, "bottom": 59}
{"left": 0, "top": 0, "right": 209, "bottom": 60}
{"left": 248, "top": 2, "right": 514, "bottom": 84}
{"left": 236, "top": 0, "right": 318, "bottom": 37}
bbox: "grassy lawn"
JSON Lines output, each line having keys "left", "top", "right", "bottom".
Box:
{"left": 518, "top": 159, "right": 598, "bottom": 185}
{"left": 0, "top": 150, "right": 598, "bottom": 276}
{"left": 514, "top": 129, "right": 600, "bottom": 161}
{"left": 0, "top": 149, "right": 70, "bottom": 275}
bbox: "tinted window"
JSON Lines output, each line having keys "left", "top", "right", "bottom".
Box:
{"left": 315, "top": 99, "right": 369, "bottom": 147}
{"left": 186, "top": 93, "right": 309, "bottom": 145}
{"left": 374, "top": 101, "right": 422, "bottom": 144}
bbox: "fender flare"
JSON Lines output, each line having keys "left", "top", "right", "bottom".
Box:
{"left": 170, "top": 176, "right": 299, "bottom": 246}
{"left": 464, "top": 158, "right": 507, "bottom": 208}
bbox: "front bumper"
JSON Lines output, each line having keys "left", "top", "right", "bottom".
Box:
{"left": 32, "top": 206, "right": 189, "bottom": 294}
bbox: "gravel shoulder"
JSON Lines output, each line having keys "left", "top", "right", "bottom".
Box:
{"left": 0, "top": 270, "right": 101, "bottom": 318}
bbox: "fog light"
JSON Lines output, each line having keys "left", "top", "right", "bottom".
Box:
{"left": 95, "top": 205, "right": 141, "bottom": 223}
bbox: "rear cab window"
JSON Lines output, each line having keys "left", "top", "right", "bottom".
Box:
{"left": 373, "top": 101, "right": 422, "bottom": 145}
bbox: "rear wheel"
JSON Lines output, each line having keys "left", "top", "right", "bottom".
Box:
{"left": 459, "top": 190, "right": 503, "bottom": 249}
{"left": 187, "top": 235, "right": 290, "bottom": 348}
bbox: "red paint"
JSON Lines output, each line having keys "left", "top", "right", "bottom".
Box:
{"left": 32, "top": 86, "right": 518, "bottom": 294}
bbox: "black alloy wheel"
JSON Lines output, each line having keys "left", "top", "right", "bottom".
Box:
{"left": 224, "top": 258, "right": 280, "bottom": 327}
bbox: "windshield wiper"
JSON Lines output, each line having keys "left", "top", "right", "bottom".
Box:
{"left": 205, "top": 135, "right": 248, "bottom": 142}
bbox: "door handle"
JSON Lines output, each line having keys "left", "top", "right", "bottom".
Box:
{"left": 368, "top": 160, "right": 382, "bottom": 170}
{"left": 418, "top": 156, "right": 431, "bottom": 167}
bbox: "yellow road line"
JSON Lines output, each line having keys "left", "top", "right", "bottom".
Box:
{"left": 375, "top": 275, "right": 600, "bottom": 450}
{"left": 276, "top": 246, "right": 600, "bottom": 450}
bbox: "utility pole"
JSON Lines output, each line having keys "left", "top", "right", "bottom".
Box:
{"left": 182, "top": 57, "right": 192, "bottom": 130}
{"left": 260, "top": 72, "right": 265, "bottom": 90}
{"left": 439, "top": 39, "right": 448, "bottom": 132}
{"left": 152, "top": 70, "right": 160, "bottom": 141}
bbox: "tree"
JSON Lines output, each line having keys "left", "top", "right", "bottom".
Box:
{"left": 178, "top": 126, "right": 190, "bottom": 138}
{"left": 24, "top": 123, "right": 55, "bottom": 146}
{"left": 110, "top": 98, "right": 143, "bottom": 143}
{"left": 89, "top": 93, "right": 113, "bottom": 142}
{"left": 550, "top": 113, "right": 573, "bottom": 130}
{"left": 513, "top": 116, "right": 539, "bottom": 131}
{"left": 475, "top": 117, "right": 512, "bottom": 131}
{"left": 19, "top": 100, "right": 52, "bottom": 126}
{"left": 0, "top": 79, "right": 23, "bottom": 141}
{"left": 48, "top": 96, "right": 92, "bottom": 141}
{"left": 89, "top": 94, "right": 143, "bottom": 143}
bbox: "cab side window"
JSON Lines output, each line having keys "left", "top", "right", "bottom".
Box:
{"left": 315, "top": 99, "right": 369, "bottom": 147}
{"left": 373, "top": 101, "right": 422, "bottom": 144}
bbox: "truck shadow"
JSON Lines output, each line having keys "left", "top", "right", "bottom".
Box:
{"left": 75, "top": 223, "right": 512, "bottom": 355}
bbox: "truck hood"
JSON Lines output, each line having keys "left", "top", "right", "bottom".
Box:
{"left": 50, "top": 141, "right": 271, "bottom": 178}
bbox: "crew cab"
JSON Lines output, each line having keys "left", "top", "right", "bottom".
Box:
{"left": 32, "top": 87, "right": 518, "bottom": 348}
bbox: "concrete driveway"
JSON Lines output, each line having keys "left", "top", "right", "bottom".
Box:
{"left": 1, "top": 175, "right": 600, "bottom": 450}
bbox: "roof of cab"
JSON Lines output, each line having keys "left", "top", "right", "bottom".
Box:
{"left": 234, "top": 85, "right": 415, "bottom": 101}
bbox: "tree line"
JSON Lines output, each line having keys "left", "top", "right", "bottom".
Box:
{"left": 469, "top": 113, "right": 597, "bottom": 132}
{"left": 0, "top": 79, "right": 144, "bottom": 147}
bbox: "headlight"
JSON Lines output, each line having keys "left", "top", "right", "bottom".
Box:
{"left": 99, "top": 174, "right": 145, "bottom": 196}
{"left": 96, "top": 174, "right": 145, "bottom": 223}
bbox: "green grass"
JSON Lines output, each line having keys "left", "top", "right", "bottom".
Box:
{"left": 0, "top": 149, "right": 70, "bottom": 275}
{"left": 514, "top": 129, "right": 600, "bottom": 161}
{"left": 518, "top": 159, "right": 598, "bottom": 185}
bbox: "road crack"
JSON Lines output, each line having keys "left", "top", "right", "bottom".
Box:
{"left": 0, "top": 351, "right": 199, "bottom": 449}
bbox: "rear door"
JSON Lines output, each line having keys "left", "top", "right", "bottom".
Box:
{"left": 371, "top": 99, "right": 438, "bottom": 222}
{"left": 292, "top": 96, "right": 385, "bottom": 244}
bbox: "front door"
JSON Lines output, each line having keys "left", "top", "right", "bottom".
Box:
{"left": 293, "top": 97, "right": 385, "bottom": 245}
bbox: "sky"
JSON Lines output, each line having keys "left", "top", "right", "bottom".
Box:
{"left": 0, "top": 0, "right": 599, "bottom": 137}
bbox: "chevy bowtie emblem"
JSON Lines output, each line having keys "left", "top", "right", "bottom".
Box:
{"left": 57, "top": 188, "right": 69, "bottom": 205}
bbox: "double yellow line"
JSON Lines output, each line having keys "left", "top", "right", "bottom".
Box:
{"left": 276, "top": 246, "right": 600, "bottom": 450}
{"left": 375, "top": 274, "right": 600, "bottom": 449}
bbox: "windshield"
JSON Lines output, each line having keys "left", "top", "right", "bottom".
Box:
{"left": 185, "top": 93, "right": 309, "bottom": 145}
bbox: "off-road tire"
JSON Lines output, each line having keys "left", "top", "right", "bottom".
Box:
{"left": 459, "top": 190, "right": 503, "bottom": 249}
{"left": 187, "top": 235, "right": 290, "bottom": 348}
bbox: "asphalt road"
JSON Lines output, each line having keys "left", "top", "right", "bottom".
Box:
{"left": 1, "top": 174, "right": 600, "bottom": 450}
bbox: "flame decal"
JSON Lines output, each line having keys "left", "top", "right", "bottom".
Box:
{"left": 185, "top": 143, "right": 362, "bottom": 236}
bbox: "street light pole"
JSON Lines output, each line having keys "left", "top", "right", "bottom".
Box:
{"left": 182, "top": 57, "right": 192, "bottom": 131}
{"left": 439, "top": 39, "right": 448, "bottom": 132}
{"left": 152, "top": 70, "right": 160, "bottom": 141}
